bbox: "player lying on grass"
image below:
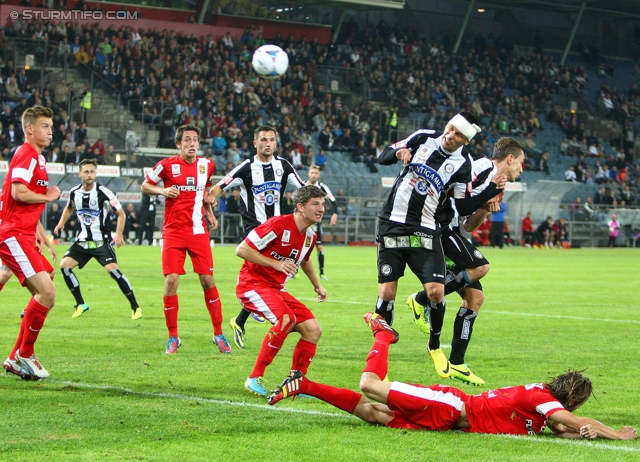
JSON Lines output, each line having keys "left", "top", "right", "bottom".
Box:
{"left": 269, "top": 313, "right": 637, "bottom": 440}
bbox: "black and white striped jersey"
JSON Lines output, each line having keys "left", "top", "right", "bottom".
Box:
{"left": 307, "top": 181, "right": 336, "bottom": 215}
{"left": 440, "top": 156, "right": 497, "bottom": 230}
{"left": 66, "top": 183, "right": 122, "bottom": 242}
{"left": 377, "top": 129, "right": 472, "bottom": 235}
{"left": 217, "top": 156, "right": 304, "bottom": 234}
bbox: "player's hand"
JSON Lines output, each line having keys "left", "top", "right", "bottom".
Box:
{"left": 491, "top": 174, "right": 508, "bottom": 190}
{"left": 47, "top": 245, "right": 58, "bottom": 263}
{"left": 54, "top": 223, "right": 63, "bottom": 236}
{"left": 204, "top": 191, "right": 217, "bottom": 205}
{"left": 580, "top": 424, "right": 596, "bottom": 440}
{"left": 329, "top": 213, "right": 338, "bottom": 226}
{"left": 396, "top": 148, "right": 412, "bottom": 166}
{"left": 46, "top": 186, "right": 61, "bottom": 201}
{"left": 207, "top": 211, "right": 219, "bottom": 231}
{"left": 112, "top": 233, "right": 124, "bottom": 248}
{"left": 35, "top": 232, "right": 45, "bottom": 253}
{"left": 163, "top": 186, "right": 180, "bottom": 199}
{"left": 315, "top": 286, "right": 327, "bottom": 302}
{"left": 275, "top": 260, "right": 297, "bottom": 277}
{"left": 619, "top": 426, "right": 638, "bottom": 440}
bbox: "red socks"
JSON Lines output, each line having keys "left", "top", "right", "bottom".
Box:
{"left": 291, "top": 339, "right": 316, "bottom": 375}
{"left": 204, "top": 287, "right": 223, "bottom": 336}
{"left": 301, "top": 378, "right": 362, "bottom": 414}
{"left": 17, "top": 298, "right": 49, "bottom": 358}
{"left": 362, "top": 336, "right": 392, "bottom": 380}
{"left": 163, "top": 294, "right": 179, "bottom": 338}
{"left": 251, "top": 328, "right": 287, "bottom": 378}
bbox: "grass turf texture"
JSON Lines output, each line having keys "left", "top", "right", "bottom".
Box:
{"left": 1, "top": 245, "right": 639, "bottom": 461}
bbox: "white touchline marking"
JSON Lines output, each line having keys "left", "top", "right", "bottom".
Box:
{"left": 1, "top": 376, "right": 637, "bottom": 453}
{"left": 495, "top": 433, "right": 640, "bottom": 452}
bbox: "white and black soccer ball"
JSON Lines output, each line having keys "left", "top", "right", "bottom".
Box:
{"left": 252, "top": 44, "right": 289, "bottom": 80}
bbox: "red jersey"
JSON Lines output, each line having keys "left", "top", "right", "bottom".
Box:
{"left": 238, "top": 214, "right": 316, "bottom": 290}
{"left": 145, "top": 155, "right": 215, "bottom": 236}
{"left": 522, "top": 217, "right": 533, "bottom": 233}
{"left": 0, "top": 142, "right": 49, "bottom": 239}
{"left": 465, "top": 383, "right": 565, "bottom": 435}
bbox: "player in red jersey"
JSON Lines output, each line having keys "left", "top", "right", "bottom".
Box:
{"left": 236, "top": 185, "right": 327, "bottom": 396}
{"left": 0, "top": 106, "right": 61, "bottom": 380}
{"left": 269, "top": 313, "right": 637, "bottom": 440}
{"left": 141, "top": 124, "right": 231, "bottom": 354}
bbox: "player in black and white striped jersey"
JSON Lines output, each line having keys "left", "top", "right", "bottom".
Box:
{"left": 373, "top": 112, "right": 505, "bottom": 373}
{"left": 54, "top": 159, "right": 140, "bottom": 319}
{"left": 207, "top": 125, "right": 305, "bottom": 348}
{"left": 306, "top": 165, "right": 338, "bottom": 280}
{"left": 409, "top": 137, "right": 524, "bottom": 385}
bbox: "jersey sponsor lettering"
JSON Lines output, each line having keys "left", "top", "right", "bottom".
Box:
{"left": 217, "top": 156, "right": 304, "bottom": 235}
{"left": 0, "top": 144, "right": 49, "bottom": 237}
{"left": 145, "top": 156, "right": 214, "bottom": 236}
{"left": 67, "top": 183, "right": 121, "bottom": 242}
{"left": 378, "top": 130, "right": 472, "bottom": 233}
{"left": 239, "top": 214, "right": 316, "bottom": 290}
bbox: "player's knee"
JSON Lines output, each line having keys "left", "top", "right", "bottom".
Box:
{"left": 40, "top": 285, "right": 56, "bottom": 306}
{"left": 359, "top": 374, "right": 379, "bottom": 399}
{"left": 426, "top": 285, "right": 444, "bottom": 303}
{"left": 468, "top": 264, "right": 490, "bottom": 281}
{"left": 465, "top": 289, "right": 484, "bottom": 310}
{"left": 378, "top": 285, "right": 396, "bottom": 301}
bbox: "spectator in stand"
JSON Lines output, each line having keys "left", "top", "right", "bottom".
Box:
{"left": 315, "top": 148, "right": 327, "bottom": 170}
{"left": 226, "top": 140, "right": 241, "bottom": 166}
{"left": 522, "top": 211, "right": 534, "bottom": 247}
{"left": 564, "top": 166, "right": 577, "bottom": 182}
{"left": 212, "top": 130, "right": 227, "bottom": 157}
{"left": 318, "top": 125, "right": 334, "bottom": 151}
{"left": 607, "top": 214, "right": 620, "bottom": 248}
{"left": 574, "top": 155, "right": 587, "bottom": 182}
{"left": 539, "top": 151, "right": 550, "bottom": 176}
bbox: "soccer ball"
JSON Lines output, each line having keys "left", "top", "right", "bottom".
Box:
{"left": 252, "top": 45, "right": 289, "bottom": 80}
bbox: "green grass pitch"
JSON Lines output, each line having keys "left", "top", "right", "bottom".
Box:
{"left": 1, "top": 244, "right": 639, "bottom": 461}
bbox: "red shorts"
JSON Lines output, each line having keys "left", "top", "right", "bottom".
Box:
{"left": 236, "top": 284, "right": 315, "bottom": 325}
{"left": 385, "top": 383, "right": 468, "bottom": 431}
{"left": 161, "top": 233, "right": 213, "bottom": 276}
{"left": 0, "top": 235, "right": 55, "bottom": 286}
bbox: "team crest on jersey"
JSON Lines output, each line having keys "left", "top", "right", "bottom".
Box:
{"left": 172, "top": 164, "right": 181, "bottom": 176}
{"left": 282, "top": 230, "right": 291, "bottom": 243}
{"left": 264, "top": 192, "right": 275, "bottom": 206}
{"left": 415, "top": 179, "right": 430, "bottom": 195}
{"left": 305, "top": 236, "right": 311, "bottom": 247}
{"left": 276, "top": 168, "right": 283, "bottom": 176}
{"left": 90, "top": 199, "right": 97, "bottom": 206}
{"left": 444, "top": 163, "right": 455, "bottom": 174}
{"left": 474, "top": 250, "right": 483, "bottom": 259}
{"left": 199, "top": 165, "right": 205, "bottom": 174}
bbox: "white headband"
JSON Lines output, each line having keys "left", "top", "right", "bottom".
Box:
{"left": 450, "top": 114, "right": 482, "bottom": 141}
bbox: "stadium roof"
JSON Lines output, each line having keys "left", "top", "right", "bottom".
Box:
{"left": 474, "top": 0, "right": 640, "bottom": 19}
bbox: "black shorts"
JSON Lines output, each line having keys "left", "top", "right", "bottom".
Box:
{"left": 63, "top": 242, "right": 117, "bottom": 269}
{"left": 441, "top": 227, "right": 488, "bottom": 291}
{"left": 377, "top": 233, "right": 446, "bottom": 285}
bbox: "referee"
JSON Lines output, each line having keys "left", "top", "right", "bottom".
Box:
{"left": 55, "top": 159, "right": 141, "bottom": 319}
